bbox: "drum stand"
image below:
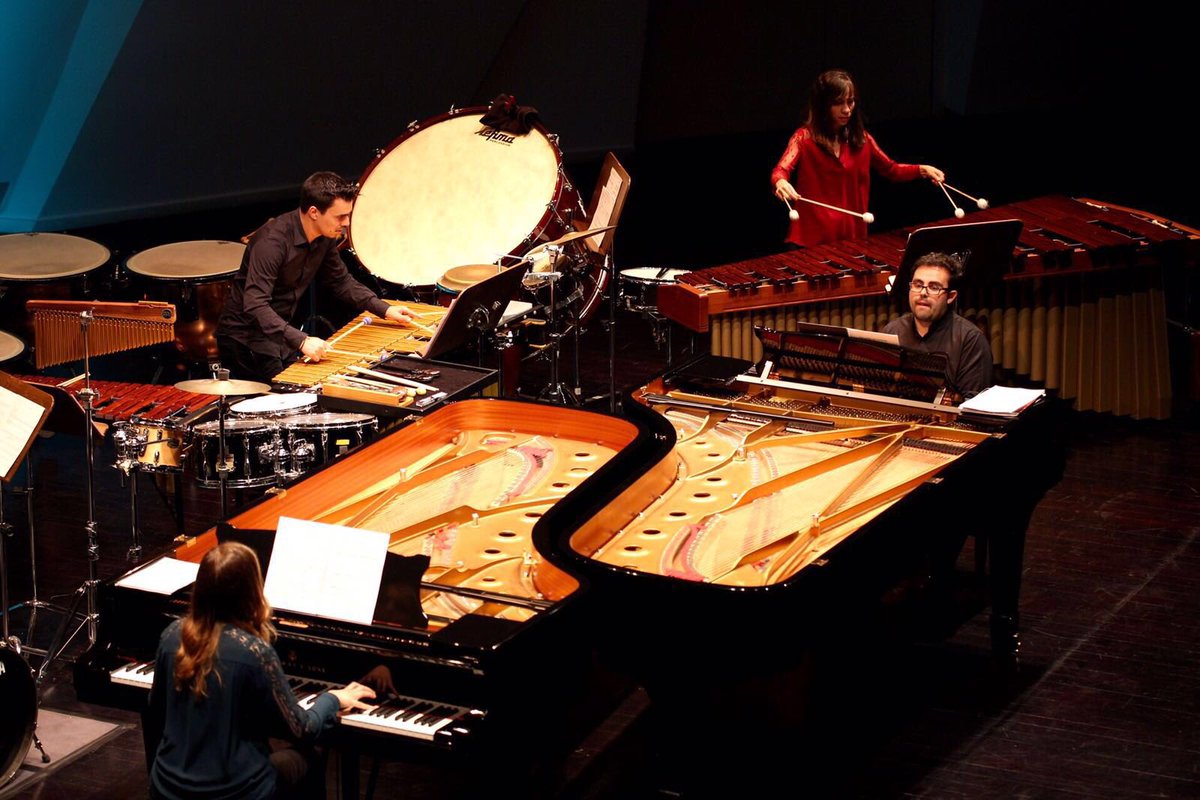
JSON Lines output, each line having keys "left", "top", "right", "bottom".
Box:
{"left": 531, "top": 253, "right": 575, "bottom": 406}
{"left": 112, "top": 438, "right": 145, "bottom": 564}
{"left": 575, "top": 251, "right": 620, "bottom": 414}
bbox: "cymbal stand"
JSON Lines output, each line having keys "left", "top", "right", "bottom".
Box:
{"left": 38, "top": 310, "right": 103, "bottom": 682}
{"left": 535, "top": 247, "right": 575, "bottom": 405}
{"left": 213, "top": 366, "right": 235, "bottom": 517}
{"left": 112, "top": 431, "right": 145, "bottom": 563}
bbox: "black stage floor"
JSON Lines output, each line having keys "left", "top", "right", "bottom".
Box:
{"left": 2, "top": 305, "right": 1199, "bottom": 799}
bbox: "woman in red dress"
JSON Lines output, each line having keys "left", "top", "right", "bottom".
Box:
{"left": 772, "top": 69, "right": 945, "bottom": 247}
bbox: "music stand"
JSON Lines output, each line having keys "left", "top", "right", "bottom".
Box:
{"left": 419, "top": 262, "right": 532, "bottom": 361}
{"left": 573, "top": 152, "right": 632, "bottom": 413}
{"left": 0, "top": 371, "right": 54, "bottom": 770}
{"left": 895, "top": 218, "right": 1023, "bottom": 300}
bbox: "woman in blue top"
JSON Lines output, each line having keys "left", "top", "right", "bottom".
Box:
{"left": 145, "top": 542, "right": 375, "bottom": 799}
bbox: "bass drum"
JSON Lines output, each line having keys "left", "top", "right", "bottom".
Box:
{"left": 349, "top": 107, "right": 580, "bottom": 291}
{"left": 0, "top": 644, "right": 36, "bottom": 787}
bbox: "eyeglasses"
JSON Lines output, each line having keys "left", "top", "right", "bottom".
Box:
{"left": 909, "top": 281, "right": 949, "bottom": 296}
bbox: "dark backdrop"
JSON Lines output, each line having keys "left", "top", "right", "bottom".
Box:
{"left": 1, "top": 1, "right": 1192, "bottom": 271}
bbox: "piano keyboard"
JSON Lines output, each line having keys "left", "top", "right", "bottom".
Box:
{"left": 110, "top": 662, "right": 481, "bottom": 742}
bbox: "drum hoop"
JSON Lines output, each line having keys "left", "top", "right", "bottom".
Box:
{"left": 0, "top": 645, "right": 37, "bottom": 787}
{"left": 230, "top": 393, "right": 317, "bottom": 415}
{"left": 0, "top": 232, "right": 110, "bottom": 281}
{"left": 194, "top": 418, "right": 277, "bottom": 433}
{"left": 349, "top": 106, "right": 571, "bottom": 285}
{"left": 125, "top": 240, "right": 245, "bottom": 280}
{"left": 284, "top": 413, "right": 376, "bottom": 430}
{"left": 620, "top": 267, "right": 685, "bottom": 283}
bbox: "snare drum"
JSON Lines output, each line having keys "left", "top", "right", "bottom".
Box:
{"left": 124, "top": 240, "right": 245, "bottom": 363}
{"left": 619, "top": 267, "right": 687, "bottom": 313}
{"left": 349, "top": 108, "right": 579, "bottom": 290}
{"left": 192, "top": 417, "right": 280, "bottom": 488}
{"left": 229, "top": 392, "right": 317, "bottom": 418}
{"left": 0, "top": 232, "right": 110, "bottom": 343}
{"left": 111, "top": 418, "right": 189, "bottom": 472}
{"left": 278, "top": 412, "right": 377, "bottom": 475}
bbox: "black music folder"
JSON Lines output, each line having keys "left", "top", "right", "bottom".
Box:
{"left": 420, "top": 263, "right": 532, "bottom": 360}
{"left": 898, "top": 218, "right": 1023, "bottom": 291}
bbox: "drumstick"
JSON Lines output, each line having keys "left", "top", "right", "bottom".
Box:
{"left": 329, "top": 373, "right": 415, "bottom": 396}
{"left": 792, "top": 195, "right": 874, "bottom": 225}
{"left": 781, "top": 198, "right": 800, "bottom": 221}
{"left": 346, "top": 363, "right": 434, "bottom": 394}
{"left": 938, "top": 182, "right": 966, "bottom": 219}
{"left": 943, "top": 182, "right": 990, "bottom": 209}
{"left": 328, "top": 315, "right": 372, "bottom": 346}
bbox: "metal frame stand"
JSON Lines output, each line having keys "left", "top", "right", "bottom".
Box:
{"left": 37, "top": 311, "right": 104, "bottom": 684}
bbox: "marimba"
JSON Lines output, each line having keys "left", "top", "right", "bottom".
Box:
{"left": 272, "top": 301, "right": 446, "bottom": 407}
{"left": 656, "top": 196, "right": 1199, "bottom": 419}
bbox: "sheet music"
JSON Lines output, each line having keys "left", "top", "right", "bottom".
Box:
{"left": 587, "top": 171, "right": 622, "bottom": 249}
{"left": 115, "top": 557, "right": 200, "bottom": 595}
{"left": 959, "top": 385, "right": 1046, "bottom": 416}
{"left": 264, "top": 517, "right": 389, "bottom": 625}
{"left": 0, "top": 384, "right": 45, "bottom": 477}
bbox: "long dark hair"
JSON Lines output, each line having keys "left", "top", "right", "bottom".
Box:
{"left": 174, "top": 542, "right": 275, "bottom": 698}
{"left": 805, "top": 69, "right": 865, "bottom": 155}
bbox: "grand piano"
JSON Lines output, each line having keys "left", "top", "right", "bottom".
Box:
{"left": 76, "top": 329, "right": 1061, "bottom": 793}
{"left": 538, "top": 323, "right": 1064, "bottom": 791}
{"left": 73, "top": 398, "right": 669, "bottom": 790}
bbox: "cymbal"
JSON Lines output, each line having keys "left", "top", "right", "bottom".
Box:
{"left": 0, "top": 330, "right": 25, "bottom": 362}
{"left": 529, "top": 225, "right": 617, "bottom": 251}
{"left": 174, "top": 377, "right": 272, "bottom": 396}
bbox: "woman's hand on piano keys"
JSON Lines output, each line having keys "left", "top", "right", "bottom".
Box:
{"left": 329, "top": 680, "right": 377, "bottom": 714}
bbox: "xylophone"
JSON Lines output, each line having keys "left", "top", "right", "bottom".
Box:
{"left": 18, "top": 374, "right": 217, "bottom": 425}
{"left": 272, "top": 301, "right": 446, "bottom": 406}
{"left": 657, "top": 196, "right": 1199, "bottom": 419}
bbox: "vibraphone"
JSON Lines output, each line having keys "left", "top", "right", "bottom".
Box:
{"left": 655, "top": 195, "right": 1200, "bottom": 419}
{"left": 272, "top": 301, "right": 446, "bottom": 406}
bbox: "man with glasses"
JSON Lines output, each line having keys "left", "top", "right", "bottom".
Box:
{"left": 882, "top": 251, "right": 992, "bottom": 399}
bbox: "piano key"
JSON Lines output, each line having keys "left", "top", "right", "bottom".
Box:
{"left": 110, "top": 664, "right": 479, "bottom": 742}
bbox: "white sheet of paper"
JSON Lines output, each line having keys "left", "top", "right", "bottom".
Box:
{"left": 263, "top": 517, "right": 389, "bottom": 625}
{"left": 0, "top": 385, "right": 45, "bottom": 477}
{"left": 115, "top": 557, "right": 201, "bottom": 595}
{"left": 959, "top": 385, "right": 1046, "bottom": 415}
{"left": 586, "top": 172, "right": 622, "bottom": 249}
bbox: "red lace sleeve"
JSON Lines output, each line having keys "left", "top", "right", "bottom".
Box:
{"left": 771, "top": 128, "right": 809, "bottom": 186}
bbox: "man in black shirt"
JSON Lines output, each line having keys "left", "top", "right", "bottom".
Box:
{"left": 216, "top": 172, "right": 414, "bottom": 383}
{"left": 882, "top": 251, "right": 992, "bottom": 399}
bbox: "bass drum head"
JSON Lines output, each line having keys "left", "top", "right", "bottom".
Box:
{"left": 350, "top": 109, "right": 571, "bottom": 288}
{"left": 0, "top": 645, "right": 36, "bottom": 787}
